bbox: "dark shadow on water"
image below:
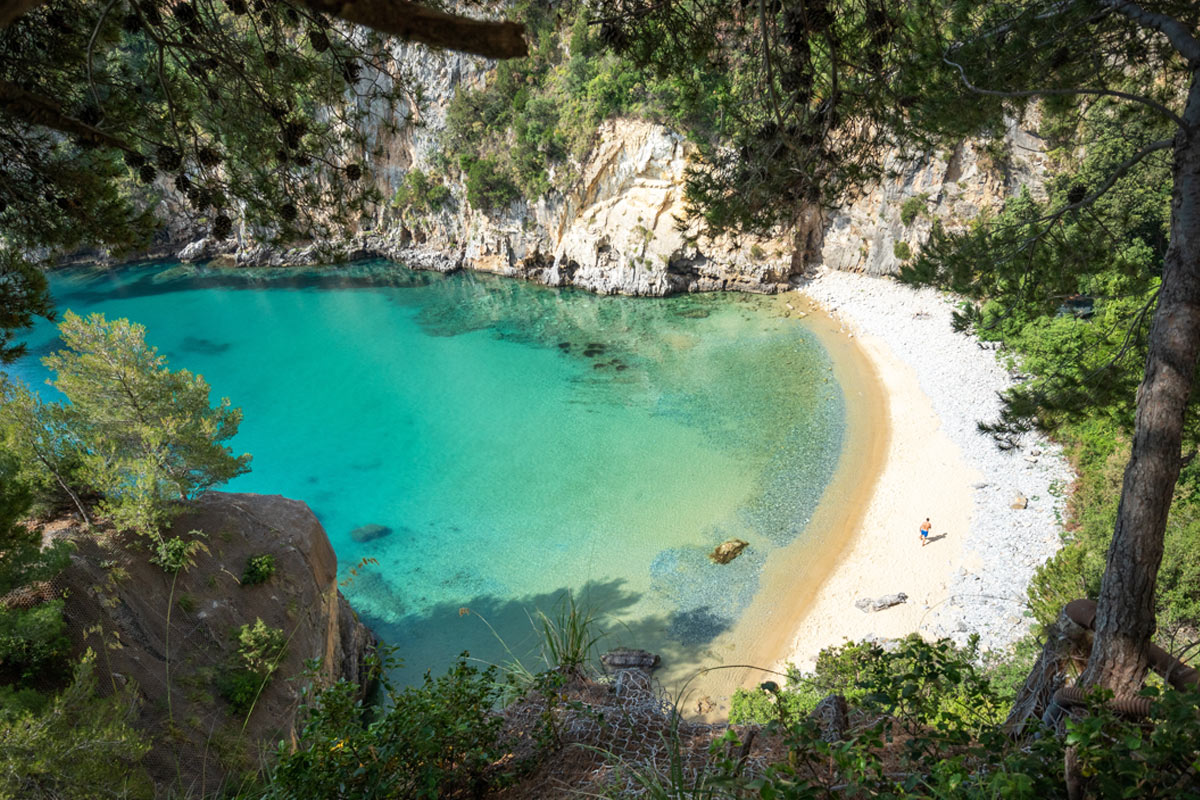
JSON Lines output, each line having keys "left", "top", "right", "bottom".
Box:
{"left": 48, "top": 259, "right": 442, "bottom": 306}
{"left": 174, "top": 335, "right": 232, "bottom": 356}
{"left": 347, "top": 577, "right": 721, "bottom": 688}
{"left": 668, "top": 606, "right": 730, "bottom": 647}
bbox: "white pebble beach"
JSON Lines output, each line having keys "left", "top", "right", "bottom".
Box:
{"left": 782, "top": 268, "right": 1073, "bottom": 672}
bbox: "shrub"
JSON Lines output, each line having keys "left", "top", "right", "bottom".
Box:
{"left": 899, "top": 194, "right": 929, "bottom": 226}
{"left": 893, "top": 240, "right": 913, "bottom": 261}
{"left": 270, "top": 654, "right": 508, "bottom": 799}
{"left": 0, "top": 600, "right": 70, "bottom": 686}
{"left": 464, "top": 157, "right": 520, "bottom": 211}
{"left": 392, "top": 169, "right": 450, "bottom": 215}
{"left": 217, "top": 619, "right": 287, "bottom": 714}
{"left": 0, "top": 653, "right": 153, "bottom": 799}
{"left": 241, "top": 553, "right": 276, "bottom": 586}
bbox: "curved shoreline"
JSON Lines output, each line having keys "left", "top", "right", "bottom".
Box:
{"left": 780, "top": 269, "right": 1072, "bottom": 672}
{"left": 668, "top": 298, "right": 891, "bottom": 717}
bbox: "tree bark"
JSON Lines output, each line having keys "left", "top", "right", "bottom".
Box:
{"left": 1081, "top": 66, "right": 1200, "bottom": 695}
{"left": 1, "top": 0, "right": 526, "bottom": 60}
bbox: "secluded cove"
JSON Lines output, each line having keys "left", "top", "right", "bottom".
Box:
{"left": 10, "top": 260, "right": 858, "bottom": 694}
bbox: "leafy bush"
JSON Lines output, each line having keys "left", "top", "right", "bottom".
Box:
{"left": 391, "top": 168, "right": 450, "bottom": 215}
{"left": 893, "top": 240, "right": 913, "bottom": 261}
{"left": 217, "top": 619, "right": 287, "bottom": 714}
{"left": 0, "top": 600, "right": 71, "bottom": 686}
{"left": 732, "top": 636, "right": 1005, "bottom": 728}
{"left": 269, "top": 654, "right": 509, "bottom": 799}
{"left": 463, "top": 156, "right": 521, "bottom": 211}
{"left": 899, "top": 194, "right": 929, "bottom": 226}
{"left": 0, "top": 454, "right": 72, "bottom": 690}
{"left": 0, "top": 653, "right": 152, "bottom": 800}
{"left": 241, "top": 553, "right": 276, "bottom": 586}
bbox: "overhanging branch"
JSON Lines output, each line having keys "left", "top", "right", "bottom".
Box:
{"left": 1101, "top": 0, "right": 1200, "bottom": 66}
{"left": 943, "top": 55, "right": 1187, "bottom": 128}
{"left": 299, "top": 0, "right": 527, "bottom": 60}
{"left": 0, "top": 79, "right": 131, "bottom": 151}
{"left": 3, "top": 0, "right": 527, "bottom": 60}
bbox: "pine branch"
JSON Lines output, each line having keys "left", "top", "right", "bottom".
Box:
{"left": 0, "top": 79, "right": 131, "bottom": 151}
{"left": 298, "top": 0, "right": 527, "bottom": 60}
{"left": 1100, "top": 0, "right": 1200, "bottom": 66}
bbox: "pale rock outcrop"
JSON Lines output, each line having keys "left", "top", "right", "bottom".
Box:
{"left": 136, "top": 36, "right": 1049, "bottom": 293}
{"left": 820, "top": 113, "right": 1048, "bottom": 276}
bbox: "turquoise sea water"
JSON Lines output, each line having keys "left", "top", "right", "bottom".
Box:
{"left": 8, "top": 260, "right": 845, "bottom": 685}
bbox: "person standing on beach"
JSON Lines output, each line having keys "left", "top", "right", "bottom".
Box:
{"left": 920, "top": 518, "right": 931, "bottom": 546}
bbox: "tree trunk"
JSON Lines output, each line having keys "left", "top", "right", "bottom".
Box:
{"left": 1082, "top": 69, "right": 1200, "bottom": 695}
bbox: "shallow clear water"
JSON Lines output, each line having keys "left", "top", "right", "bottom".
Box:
{"left": 9, "top": 260, "right": 844, "bottom": 684}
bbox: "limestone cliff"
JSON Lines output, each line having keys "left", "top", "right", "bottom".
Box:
{"left": 171, "top": 47, "right": 1047, "bottom": 294}
{"left": 56, "top": 492, "right": 374, "bottom": 793}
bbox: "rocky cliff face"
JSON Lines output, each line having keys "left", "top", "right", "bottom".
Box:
{"left": 169, "top": 47, "right": 1047, "bottom": 294}
{"left": 56, "top": 492, "right": 374, "bottom": 793}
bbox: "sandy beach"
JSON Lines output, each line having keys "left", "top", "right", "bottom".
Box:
{"left": 780, "top": 269, "right": 1072, "bottom": 673}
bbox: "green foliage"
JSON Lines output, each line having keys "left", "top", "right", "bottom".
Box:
{"left": 462, "top": 156, "right": 521, "bottom": 211}
{"left": 39, "top": 311, "right": 251, "bottom": 538}
{"left": 732, "top": 636, "right": 1005, "bottom": 729}
{"left": 899, "top": 195, "right": 929, "bottom": 227}
{"left": 0, "top": 652, "right": 152, "bottom": 800}
{"left": 150, "top": 531, "right": 209, "bottom": 573}
{"left": 439, "top": 1, "right": 723, "bottom": 207}
{"left": 531, "top": 591, "right": 605, "bottom": 675}
{"left": 0, "top": 601, "right": 70, "bottom": 687}
{"left": 0, "top": 378, "right": 90, "bottom": 516}
{"left": 241, "top": 553, "right": 277, "bottom": 587}
{"left": 892, "top": 240, "right": 913, "bottom": 261}
{"left": 1063, "top": 685, "right": 1200, "bottom": 797}
{"left": 218, "top": 618, "right": 286, "bottom": 715}
{"left": 268, "top": 654, "right": 508, "bottom": 800}
{"left": 0, "top": 452, "right": 72, "bottom": 694}
{"left": 391, "top": 168, "right": 451, "bottom": 217}
{"left": 0, "top": 250, "right": 53, "bottom": 365}
{"left": 0, "top": 0, "right": 408, "bottom": 256}
{"left": 233, "top": 619, "right": 287, "bottom": 677}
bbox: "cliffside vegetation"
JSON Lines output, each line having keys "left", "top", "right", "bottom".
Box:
{"left": 1, "top": 0, "right": 1200, "bottom": 797}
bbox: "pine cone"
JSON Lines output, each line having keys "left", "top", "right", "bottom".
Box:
{"left": 156, "top": 145, "right": 182, "bottom": 171}
{"left": 212, "top": 214, "right": 233, "bottom": 239}
{"left": 198, "top": 146, "right": 222, "bottom": 168}
{"left": 308, "top": 29, "right": 329, "bottom": 52}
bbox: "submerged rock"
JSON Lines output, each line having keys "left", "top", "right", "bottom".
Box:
{"left": 350, "top": 523, "right": 392, "bottom": 543}
{"left": 709, "top": 538, "right": 749, "bottom": 564}
{"left": 855, "top": 592, "right": 908, "bottom": 612}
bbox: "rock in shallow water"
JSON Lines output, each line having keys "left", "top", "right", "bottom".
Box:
{"left": 350, "top": 523, "right": 392, "bottom": 543}
{"left": 709, "top": 538, "right": 749, "bottom": 564}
